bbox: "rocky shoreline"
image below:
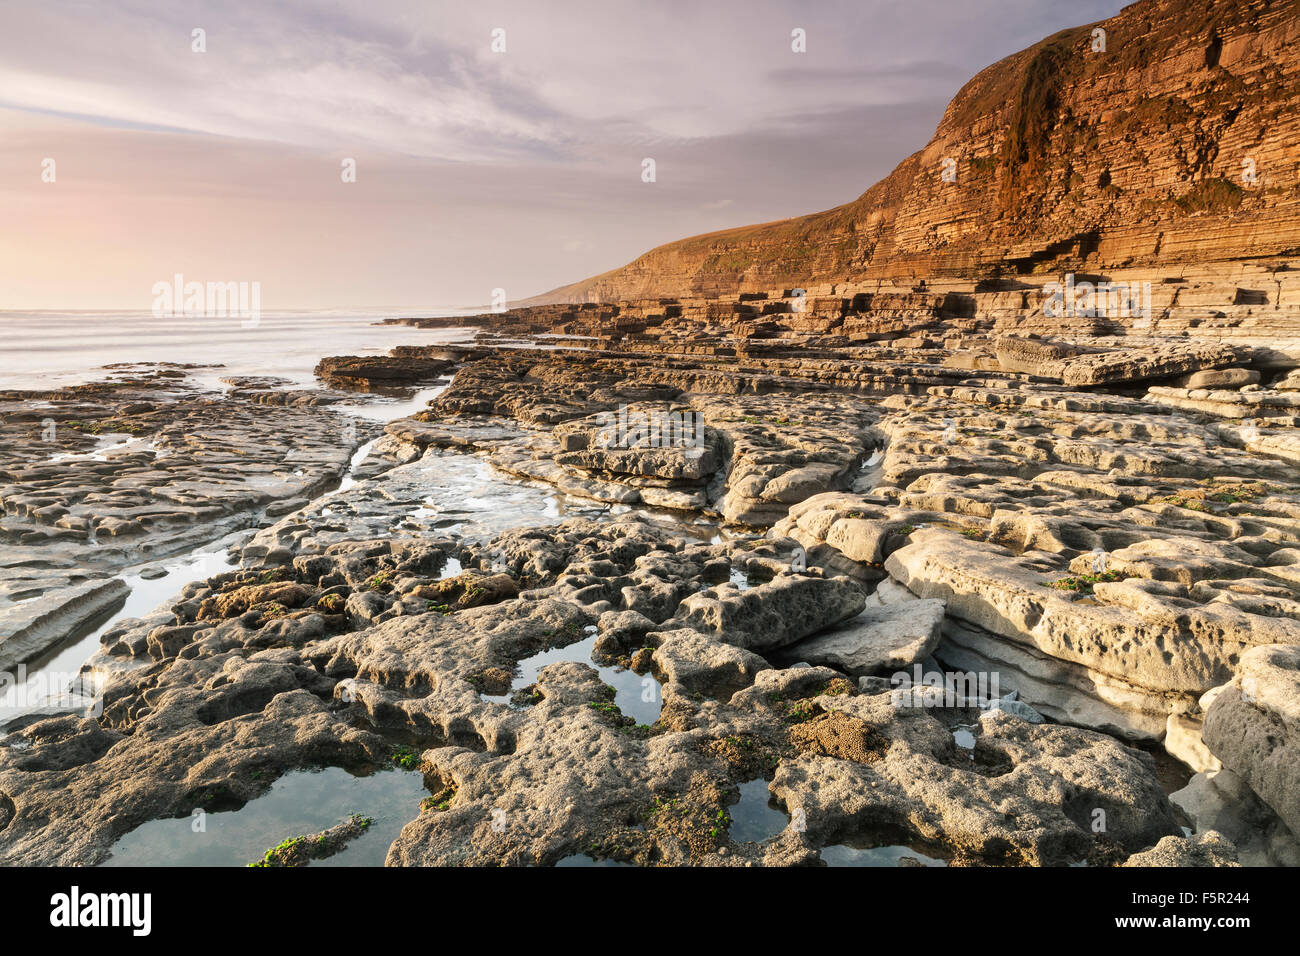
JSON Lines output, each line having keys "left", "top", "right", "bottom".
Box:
{"left": 2, "top": 303, "right": 1297, "bottom": 868}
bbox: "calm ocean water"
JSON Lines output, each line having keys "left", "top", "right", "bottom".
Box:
{"left": 0, "top": 310, "right": 477, "bottom": 390}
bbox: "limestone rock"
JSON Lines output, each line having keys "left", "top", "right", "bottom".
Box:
{"left": 1202, "top": 644, "right": 1300, "bottom": 838}
{"left": 776, "top": 599, "right": 945, "bottom": 676}
{"left": 1171, "top": 768, "right": 1300, "bottom": 867}
{"left": 1165, "top": 713, "right": 1221, "bottom": 774}
{"left": 650, "top": 628, "right": 769, "bottom": 698}
{"left": 1121, "top": 831, "right": 1239, "bottom": 867}
{"left": 1173, "top": 367, "right": 1260, "bottom": 389}
{"left": 668, "top": 573, "right": 866, "bottom": 653}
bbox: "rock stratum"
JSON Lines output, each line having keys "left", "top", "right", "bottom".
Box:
{"left": 3, "top": 321, "right": 1298, "bottom": 866}
{"left": 528, "top": 0, "right": 1300, "bottom": 312}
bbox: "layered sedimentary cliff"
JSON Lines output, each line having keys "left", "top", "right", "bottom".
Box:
{"left": 529, "top": 0, "right": 1300, "bottom": 306}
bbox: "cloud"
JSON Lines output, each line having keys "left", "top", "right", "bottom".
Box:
{"left": 0, "top": 0, "right": 1135, "bottom": 308}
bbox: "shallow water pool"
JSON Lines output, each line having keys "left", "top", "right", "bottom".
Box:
{"left": 101, "top": 766, "right": 428, "bottom": 867}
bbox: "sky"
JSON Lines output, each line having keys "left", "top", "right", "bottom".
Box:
{"left": 0, "top": 0, "right": 1131, "bottom": 311}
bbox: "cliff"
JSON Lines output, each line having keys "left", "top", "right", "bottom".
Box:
{"left": 527, "top": 0, "right": 1300, "bottom": 305}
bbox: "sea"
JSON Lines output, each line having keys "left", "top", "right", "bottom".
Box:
{"left": 0, "top": 310, "right": 479, "bottom": 391}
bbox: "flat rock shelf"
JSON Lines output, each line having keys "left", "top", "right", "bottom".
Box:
{"left": 1, "top": 315, "right": 1297, "bottom": 868}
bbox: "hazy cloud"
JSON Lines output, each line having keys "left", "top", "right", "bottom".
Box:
{"left": 0, "top": 0, "right": 1131, "bottom": 308}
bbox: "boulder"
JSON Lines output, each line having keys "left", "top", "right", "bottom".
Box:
{"left": 669, "top": 573, "right": 866, "bottom": 653}
{"left": 1171, "top": 768, "right": 1300, "bottom": 867}
{"left": 1172, "top": 367, "right": 1260, "bottom": 388}
{"left": 776, "top": 599, "right": 945, "bottom": 676}
{"left": 1202, "top": 643, "right": 1300, "bottom": 838}
{"left": 650, "top": 628, "right": 768, "bottom": 697}
{"left": 1121, "top": 831, "right": 1239, "bottom": 867}
{"left": 1165, "top": 712, "right": 1221, "bottom": 773}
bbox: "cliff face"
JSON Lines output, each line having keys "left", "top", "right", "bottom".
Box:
{"left": 531, "top": 0, "right": 1300, "bottom": 305}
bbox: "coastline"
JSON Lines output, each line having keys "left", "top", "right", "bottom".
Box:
{"left": 2, "top": 305, "right": 1296, "bottom": 867}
